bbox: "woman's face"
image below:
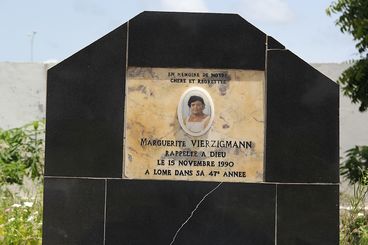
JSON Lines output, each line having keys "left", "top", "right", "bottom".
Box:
{"left": 190, "top": 100, "right": 204, "bottom": 115}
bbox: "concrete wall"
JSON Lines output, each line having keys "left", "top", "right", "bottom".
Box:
{"left": 0, "top": 62, "right": 55, "bottom": 129}
{"left": 311, "top": 63, "right": 368, "bottom": 155}
{"left": 1, "top": 61, "right": 367, "bottom": 172}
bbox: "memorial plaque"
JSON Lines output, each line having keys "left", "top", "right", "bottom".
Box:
{"left": 124, "top": 67, "right": 265, "bottom": 182}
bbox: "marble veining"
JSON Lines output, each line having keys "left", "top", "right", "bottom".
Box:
{"left": 124, "top": 67, "right": 265, "bottom": 183}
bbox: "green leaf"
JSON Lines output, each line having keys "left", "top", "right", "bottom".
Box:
{"left": 0, "top": 120, "right": 45, "bottom": 185}
{"left": 33, "top": 121, "right": 39, "bottom": 130}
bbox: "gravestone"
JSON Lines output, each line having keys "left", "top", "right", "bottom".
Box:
{"left": 42, "top": 11, "right": 339, "bottom": 244}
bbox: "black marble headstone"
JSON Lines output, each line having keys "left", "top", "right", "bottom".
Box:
{"left": 43, "top": 11, "right": 339, "bottom": 244}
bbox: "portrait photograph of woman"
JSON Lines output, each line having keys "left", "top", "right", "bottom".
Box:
{"left": 178, "top": 87, "right": 215, "bottom": 136}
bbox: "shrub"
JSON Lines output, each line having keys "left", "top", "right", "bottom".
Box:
{"left": 0, "top": 121, "right": 45, "bottom": 185}
{"left": 0, "top": 177, "right": 43, "bottom": 244}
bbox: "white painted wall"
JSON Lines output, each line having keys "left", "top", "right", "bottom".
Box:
{"left": 0, "top": 62, "right": 55, "bottom": 129}
{"left": 311, "top": 63, "right": 368, "bottom": 155}
{"left": 1, "top": 62, "right": 367, "bottom": 183}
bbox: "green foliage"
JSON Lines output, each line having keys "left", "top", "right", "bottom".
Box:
{"left": 339, "top": 59, "right": 368, "bottom": 111}
{"left": 340, "top": 181, "right": 368, "bottom": 244}
{"left": 327, "top": 0, "right": 368, "bottom": 112}
{"left": 341, "top": 214, "right": 368, "bottom": 244}
{"left": 0, "top": 178, "right": 43, "bottom": 244}
{"left": 0, "top": 121, "right": 45, "bottom": 243}
{"left": 340, "top": 147, "right": 368, "bottom": 243}
{"left": 327, "top": 0, "right": 368, "bottom": 54}
{"left": 341, "top": 146, "right": 368, "bottom": 184}
{"left": 0, "top": 121, "right": 45, "bottom": 185}
{"left": 327, "top": 2, "right": 368, "bottom": 242}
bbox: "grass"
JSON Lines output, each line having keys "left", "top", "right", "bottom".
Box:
{"left": 0, "top": 177, "right": 43, "bottom": 244}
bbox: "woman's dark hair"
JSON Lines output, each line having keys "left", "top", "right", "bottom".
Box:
{"left": 188, "top": 95, "right": 205, "bottom": 107}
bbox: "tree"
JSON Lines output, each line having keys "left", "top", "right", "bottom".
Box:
{"left": 327, "top": 0, "right": 368, "bottom": 112}
{"left": 328, "top": 2, "right": 368, "bottom": 243}
{"left": 327, "top": 0, "right": 368, "bottom": 184}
